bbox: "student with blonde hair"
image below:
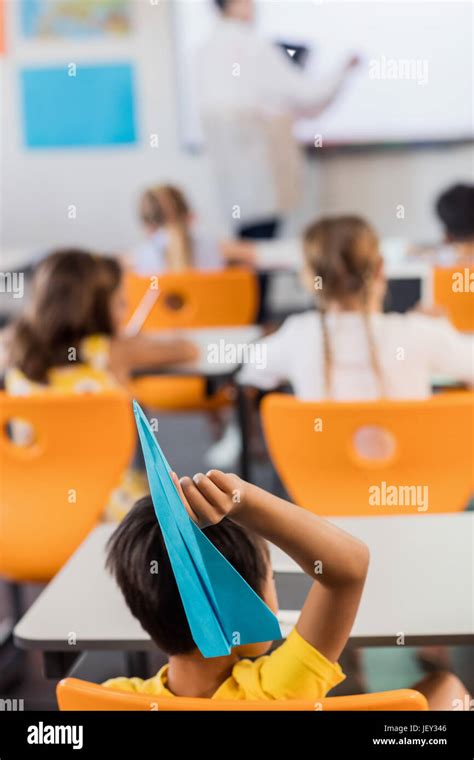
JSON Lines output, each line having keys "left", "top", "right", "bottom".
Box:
{"left": 238, "top": 215, "right": 473, "bottom": 399}
{"left": 134, "top": 184, "right": 221, "bottom": 274}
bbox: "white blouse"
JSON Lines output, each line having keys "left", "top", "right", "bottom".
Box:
{"left": 238, "top": 310, "right": 474, "bottom": 400}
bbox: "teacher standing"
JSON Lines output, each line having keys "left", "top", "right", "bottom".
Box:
{"left": 197, "top": 0, "right": 359, "bottom": 241}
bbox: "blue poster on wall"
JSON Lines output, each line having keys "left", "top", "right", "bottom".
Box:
{"left": 20, "top": 63, "right": 137, "bottom": 148}
{"left": 20, "top": 0, "right": 132, "bottom": 39}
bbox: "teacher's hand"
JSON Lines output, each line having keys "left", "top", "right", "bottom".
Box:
{"left": 345, "top": 54, "right": 361, "bottom": 71}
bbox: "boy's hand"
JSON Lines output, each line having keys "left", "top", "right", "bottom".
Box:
{"left": 170, "top": 470, "right": 247, "bottom": 528}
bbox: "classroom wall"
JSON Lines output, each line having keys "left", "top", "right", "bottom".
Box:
{"left": 1, "top": 0, "right": 473, "bottom": 261}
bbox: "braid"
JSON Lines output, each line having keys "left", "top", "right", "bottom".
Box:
{"left": 361, "top": 281, "right": 385, "bottom": 397}
{"left": 304, "top": 216, "right": 384, "bottom": 399}
{"left": 319, "top": 303, "right": 332, "bottom": 398}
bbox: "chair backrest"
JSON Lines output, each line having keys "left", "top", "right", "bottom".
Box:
{"left": 124, "top": 269, "right": 258, "bottom": 331}
{"left": 261, "top": 392, "right": 474, "bottom": 516}
{"left": 57, "top": 678, "right": 427, "bottom": 711}
{"left": 0, "top": 391, "right": 135, "bottom": 582}
{"left": 433, "top": 265, "right": 474, "bottom": 332}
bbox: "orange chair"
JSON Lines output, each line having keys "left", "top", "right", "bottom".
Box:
{"left": 128, "top": 375, "right": 235, "bottom": 412}
{"left": 0, "top": 391, "right": 135, "bottom": 583}
{"left": 57, "top": 677, "right": 427, "bottom": 711}
{"left": 124, "top": 268, "right": 258, "bottom": 332}
{"left": 261, "top": 392, "right": 474, "bottom": 516}
{"left": 125, "top": 269, "right": 258, "bottom": 411}
{"left": 433, "top": 265, "right": 474, "bottom": 332}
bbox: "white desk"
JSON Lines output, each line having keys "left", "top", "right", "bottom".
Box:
{"left": 14, "top": 513, "right": 473, "bottom": 676}
{"left": 148, "top": 326, "right": 263, "bottom": 378}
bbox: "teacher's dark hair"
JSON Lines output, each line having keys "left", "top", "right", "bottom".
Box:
{"left": 214, "top": 0, "right": 230, "bottom": 11}
{"left": 106, "top": 495, "right": 270, "bottom": 655}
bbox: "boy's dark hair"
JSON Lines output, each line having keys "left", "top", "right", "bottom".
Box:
{"left": 435, "top": 183, "right": 474, "bottom": 241}
{"left": 106, "top": 496, "right": 270, "bottom": 655}
{"left": 214, "top": 0, "right": 229, "bottom": 11}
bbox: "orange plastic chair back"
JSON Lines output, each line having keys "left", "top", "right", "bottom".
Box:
{"left": 0, "top": 392, "right": 135, "bottom": 582}
{"left": 124, "top": 269, "right": 258, "bottom": 331}
{"left": 128, "top": 375, "right": 233, "bottom": 412}
{"left": 261, "top": 393, "right": 474, "bottom": 516}
{"left": 57, "top": 678, "right": 427, "bottom": 711}
{"left": 433, "top": 266, "right": 474, "bottom": 332}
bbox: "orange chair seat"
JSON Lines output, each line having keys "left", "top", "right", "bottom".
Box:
{"left": 128, "top": 376, "right": 234, "bottom": 411}
{"left": 57, "top": 678, "right": 427, "bottom": 711}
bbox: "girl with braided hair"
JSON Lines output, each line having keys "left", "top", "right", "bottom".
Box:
{"left": 238, "top": 215, "right": 472, "bottom": 399}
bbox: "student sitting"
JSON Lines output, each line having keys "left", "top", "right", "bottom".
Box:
{"left": 133, "top": 184, "right": 222, "bottom": 274}
{"left": 3, "top": 249, "right": 198, "bottom": 519}
{"left": 238, "top": 215, "right": 473, "bottom": 399}
{"left": 434, "top": 182, "right": 474, "bottom": 263}
{"left": 104, "top": 469, "right": 469, "bottom": 707}
{"left": 407, "top": 183, "right": 474, "bottom": 265}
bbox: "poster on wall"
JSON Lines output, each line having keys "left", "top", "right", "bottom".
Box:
{"left": 20, "top": 63, "right": 137, "bottom": 148}
{"left": 20, "top": 0, "right": 132, "bottom": 39}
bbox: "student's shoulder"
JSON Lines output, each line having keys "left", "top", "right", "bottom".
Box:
{"left": 102, "top": 666, "right": 169, "bottom": 697}
{"left": 80, "top": 334, "right": 111, "bottom": 369}
{"left": 262, "top": 311, "right": 319, "bottom": 355}
{"left": 227, "top": 629, "right": 345, "bottom": 701}
{"left": 378, "top": 312, "right": 468, "bottom": 359}
{"left": 275, "top": 310, "right": 319, "bottom": 337}
{"left": 379, "top": 311, "right": 453, "bottom": 337}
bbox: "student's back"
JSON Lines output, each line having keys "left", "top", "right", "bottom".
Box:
{"left": 238, "top": 216, "right": 473, "bottom": 399}
{"left": 240, "top": 309, "right": 472, "bottom": 401}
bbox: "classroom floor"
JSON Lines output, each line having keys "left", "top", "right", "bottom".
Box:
{"left": 2, "top": 409, "right": 473, "bottom": 709}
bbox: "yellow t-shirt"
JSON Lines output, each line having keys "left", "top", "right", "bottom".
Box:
{"left": 5, "top": 335, "right": 116, "bottom": 399}
{"left": 102, "top": 628, "right": 345, "bottom": 701}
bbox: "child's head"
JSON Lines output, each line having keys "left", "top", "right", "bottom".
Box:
{"left": 139, "top": 185, "right": 191, "bottom": 234}
{"left": 302, "top": 216, "right": 385, "bottom": 397}
{"left": 214, "top": 0, "right": 254, "bottom": 23}
{"left": 106, "top": 495, "right": 276, "bottom": 658}
{"left": 435, "top": 183, "right": 474, "bottom": 242}
{"left": 302, "top": 215, "right": 383, "bottom": 309}
{"left": 7, "top": 249, "right": 124, "bottom": 383}
{"left": 139, "top": 185, "right": 195, "bottom": 270}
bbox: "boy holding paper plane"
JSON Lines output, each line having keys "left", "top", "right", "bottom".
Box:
{"left": 104, "top": 402, "right": 362, "bottom": 699}
{"left": 103, "top": 404, "right": 469, "bottom": 706}
{"left": 104, "top": 469, "right": 364, "bottom": 699}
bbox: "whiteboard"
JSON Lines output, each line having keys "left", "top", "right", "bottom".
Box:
{"left": 172, "top": 0, "right": 473, "bottom": 147}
